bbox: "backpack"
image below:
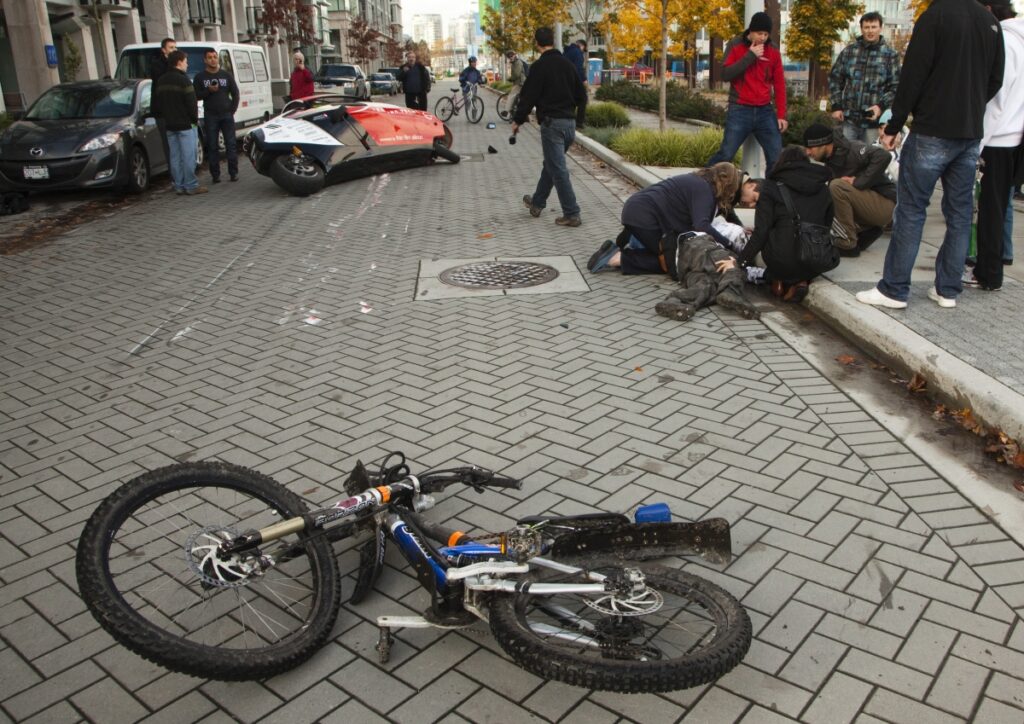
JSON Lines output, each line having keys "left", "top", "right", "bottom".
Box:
{"left": 776, "top": 182, "right": 839, "bottom": 276}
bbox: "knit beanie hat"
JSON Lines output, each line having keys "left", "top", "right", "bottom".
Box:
{"left": 803, "top": 123, "right": 835, "bottom": 148}
{"left": 747, "top": 12, "right": 772, "bottom": 34}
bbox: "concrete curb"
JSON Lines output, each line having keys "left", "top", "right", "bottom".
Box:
{"left": 804, "top": 282, "right": 1024, "bottom": 442}
{"left": 576, "top": 131, "right": 1024, "bottom": 445}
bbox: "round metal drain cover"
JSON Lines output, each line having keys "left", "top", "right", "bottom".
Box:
{"left": 439, "top": 261, "right": 559, "bottom": 290}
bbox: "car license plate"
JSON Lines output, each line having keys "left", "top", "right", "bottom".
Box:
{"left": 23, "top": 165, "right": 49, "bottom": 180}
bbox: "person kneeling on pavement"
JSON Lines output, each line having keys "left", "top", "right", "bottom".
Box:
{"left": 803, "top": 123, "right": 896, "bottom": 257}
{"left": 587, "top": 163, "right": 761, "bottom": 273}
{"left": 739, "top": 146, "right": 836, "bottom": 302}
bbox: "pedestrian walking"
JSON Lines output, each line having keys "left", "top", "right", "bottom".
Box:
{"left": 706, "top": 12, "right": 788, "bottom": 172}
{"left": 970, "top": 3, "right": 1024, "bottom": 291}
{"left": 153, "top": 50, "right": 206, "bottom": 196}
{"left": 855, "top": 0, "right": 1004, "bottom": 310}
{"left": 803, "top": 122, "right": 897, "bottom": 257}
{"left": 289, "top": 52, "right": 314, "bottom": 101}
{"left": 514, "top": 27, "right": 587, "bottom": 227}
{"left": 828, "top": 12, "right": 902, "bottom": 143}
{"left": 741, "top": 146, "right": 835, "bottom": 303}
{"left": 506, "top": 50, "right": 527, "bottom": 110}
{"left": 458, "top": 56, "right": 486, "bottom": 116}
{"left": 398, "top": 50, "right": 431, "bottom": 111}
{"left": 193, "top": 49, "right": 240, "bottom": 184}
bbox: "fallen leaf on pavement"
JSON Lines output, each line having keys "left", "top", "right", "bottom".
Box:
{"left": 634, "top": 367, "right": 644, "bottom": 373}
{"left": 302, "top": 487, "right": 319, "bottom": 495}
{"left": 1014, "top": 452, "right": 1024, "bottom": 468}
{"left": 907, "top": 373, "right": 927, "bottom": 392}
{"left": 1014, "top": 481, "right": 1024, "bottom": 493}
{"left": 836, "top": 354, "right": 858, "bottom": 365}
{"left": 478, "top": 232, "right": 494, "bottom": 239}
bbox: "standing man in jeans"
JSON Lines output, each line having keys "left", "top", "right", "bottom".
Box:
{"left": 856, "top": 0, "right": 1004, "bottom": 310}
{"left": 154, "top": 51, "right": 206, "bottom": 195}
{"left": 193, "top": 49, "right": 240, "bottom": 183}
{"left": 706, "top": 12, "right": 787, "bottom": 172}
{"left": 513, "top": 27, "right": 587, "bottom": 227}
{"left": 828, "top": 12, "right": 902, "bottom": 143}
{"left": 398, "top": 50, "right": 431, "bottom": 111}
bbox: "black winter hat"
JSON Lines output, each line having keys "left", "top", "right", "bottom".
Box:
{"left": 747, "top": 12, "right": 772, "bottom": 34}
{"left": 803, "top": 123, "right": 835, "bottom": 148}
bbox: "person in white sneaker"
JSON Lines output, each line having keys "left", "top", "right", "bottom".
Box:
{"left": 855, "top": 0, "right": 1005, "bottom": 310}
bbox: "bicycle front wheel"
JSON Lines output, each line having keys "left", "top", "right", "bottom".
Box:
{"left": 496, "top": 93, "right": 511, "bottom": 121}
{"left": 434, "top": 96, "right": 455, "bottom": 122}
{"left": 468, "top": 96, "right": 485, "bottom": 124}
{"left": 489, "top": 562, "right": 751, "bottom": 693}
{"left": 76, "top": 462, "right": 341, "bottom": 681}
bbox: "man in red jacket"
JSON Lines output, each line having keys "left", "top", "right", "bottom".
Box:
{"left": 706, "top": 12, "right": 788, "bottom": 172}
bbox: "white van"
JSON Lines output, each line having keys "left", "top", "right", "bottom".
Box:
{"left": 116, "top": 42, "right": 274, "bottom": 133}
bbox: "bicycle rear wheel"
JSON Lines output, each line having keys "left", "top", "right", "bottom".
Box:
{"left": 434, "top": 96, "right": 455, "bottom": 122}
{"left": 489, "top": 561, "right": 750, "bottom": 693}
{"left": 468, "top": 96, "right": 484, "bottom": 124}
{"left": 76, "top": 462, "right": 341, "bottom": 681}
{"left": 496, "top": 93, "right": 511, "bottom": 121}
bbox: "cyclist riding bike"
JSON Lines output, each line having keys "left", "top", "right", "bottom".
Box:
{"left": 459, "top": 56, "right": 487, "bottom": 116}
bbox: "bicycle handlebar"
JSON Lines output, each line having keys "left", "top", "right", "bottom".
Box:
{"left": 419, "top": 467, "right": 521, "bottom": 493}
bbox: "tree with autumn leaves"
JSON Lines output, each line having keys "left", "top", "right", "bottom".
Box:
{"left": 784, "top": 0, "right": 863, "bottom": 99}
{"left": 259, "top": 0, "right": 320, "bottom": 48}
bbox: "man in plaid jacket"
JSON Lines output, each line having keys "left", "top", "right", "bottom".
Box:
{"left": 828, "top": 12, "right": 902, "bottom": 142}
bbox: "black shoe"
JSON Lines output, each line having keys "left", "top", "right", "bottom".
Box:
{"left": 555, "top": 215, "right": 581, "bottom": 227}
{"left": 839, "top": 247, "right": 861, "bottom": 258}
{"left": 230, "top": 175, "right": 239, "bottom": 182}
{"left": 857, "top": 226, "right": 883, "bottom": 251}
{"left": 588, "top": 240, "right": 614, "bottom": 271}
{"left": 1004, "top": 259, "right": 1013, "bottom": 266}
{"left": 716, "top": 289, "right": 761, "bottom": 319}
{"left": 522, "top": 194, "right": 542, "bottom": 218}
{"left": 212, "top": 177, "right": 221, "bottom": 184}
{"left": 655, "top": 300, "right": 696, "bottom": 321}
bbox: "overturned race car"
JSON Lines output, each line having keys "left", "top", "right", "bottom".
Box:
{"left": 243, "top": 95, "right": 459, "bottom": 196}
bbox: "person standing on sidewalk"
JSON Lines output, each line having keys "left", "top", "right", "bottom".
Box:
{"left": 970, "top": 3, "right": 1024, "bottom": 291}
{"left": 398, "top": 50, "right": 431, "bottom": 111}
{"left": 149, "top": 37, "right": 176, "bottom": 82}
{"left": 803, "top": 123, "right": 896, "bottom": 257}
{"left": 705, "top": 12, "right": 787, "bottom": 172}
{"left": 828, "top": 12, "right": 902, "bottom": 143}
{"left": 193, "top": 49, "right": 240, "bottom": 184}
{"left": 856, "top": 0, "right": 1004, "bottom": 310}
{"left": 514, "top": 27, "right": 587, "bottom": 227}
{"left": 506, "top": 51, "right": 527, "bottom": 111}
{"left": 289, "top": 52, "right": 314, "bottom": 101}
{"left": 458, "top": 56, "right": 486, "bottom": 116}
{"left": 153, "top": 51, "right": 206, "bottom": 196}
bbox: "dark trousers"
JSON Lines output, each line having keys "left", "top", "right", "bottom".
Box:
{"left": 405, "top": 92, "right": 427, "bottom": 110}
{"left": 204, "top": 114, "right": 238, "bottom": 179}
{"left": 976, "top": 145, "right": 1015, "bottom": 289}
{"left": 156, "top": 117, "right": 171, "bottom": 170}
{"left": 617, "top": 225, "right": 665, "bottom": 274}
{"left": 667, "top": 236, "right": 745, "bottom": 308}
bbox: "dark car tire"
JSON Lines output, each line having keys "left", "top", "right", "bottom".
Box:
{"left": 269, "top": 153, "right": 326, "bottom": 197}
{"left": 433, "top": 127, "right": 460, "bottom": 164}
{"left": 125, "top": 146, "right": 150, "bottom": 194}
{"left": 196, "top": 133, "right": 205, "bottom": 170}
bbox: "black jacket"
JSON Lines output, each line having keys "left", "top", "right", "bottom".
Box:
{"left": 193, "top": 69, "right": 240, "bottom": 116}
{"left": 741, "top": 155, "right": 834, "bottom": 283}
{"left": 153, "top": 68, "right": 198, "bottom": 132}
{"left": 825, "top": 130, "right": 897, "bottom": 202}
{"left": 150, "top": 52, "right": 169, "bottom": 82}
{"left": 398, "top": 62, "right": 431, "bottom": 94}
{"left": 886, "top": 0, "right": 1004, "bottom": 139}
{"left": 513, "top": 48, "right": 586, "bottom": 125}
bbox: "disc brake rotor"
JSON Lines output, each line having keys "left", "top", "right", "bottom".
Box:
{"left": 185, "top": 526, "right": 258, "bottom": 588}
{"left": 583, "top": 587, "right": 664, "bottom": 616}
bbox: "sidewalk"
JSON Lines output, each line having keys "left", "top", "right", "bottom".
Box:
{"left": 578, "top": 104, "right": 1024, "bottom": 446}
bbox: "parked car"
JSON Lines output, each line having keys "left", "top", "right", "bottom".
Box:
{"left": 379, "top": 67, "right": 403, "bottom": 92}
{"left": 369, "top": 73, "right": 399, "bottom": 95}
{"left": 0, "top": 79, "right": 166, "bottom": 194}
{"left": 316, "top": 64, "right": 370, "bottom": 100}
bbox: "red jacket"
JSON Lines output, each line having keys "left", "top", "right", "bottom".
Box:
{"left": 721, "top": 34, "right": 786, "bottom": 118}
{"left": 290, "top": 66, "right": 315, "bottom": 99}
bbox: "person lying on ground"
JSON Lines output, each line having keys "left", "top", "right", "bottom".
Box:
{"left": 654, "top": 233, "right": 761, "bottom": 322}
{"left": 739, "top": 145, "right": 835, "bottom": 303}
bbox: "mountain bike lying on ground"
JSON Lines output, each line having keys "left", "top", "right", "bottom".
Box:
{"left": 434, "top": 83, "right": 485, "bottom": 124}
{"left": 76, "top": 452, "right": 751, "bottom": 693}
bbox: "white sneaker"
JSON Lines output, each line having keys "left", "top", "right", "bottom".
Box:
{"left": 927, "top": 287, "right": 956, "bottom": 308}
{"left": 855, "top": 287, "right": 907, "bottom": 309}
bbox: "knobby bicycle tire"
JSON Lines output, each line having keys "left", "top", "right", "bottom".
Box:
{"left": 488, "top": 562, "right": 750, "bottom": 693}
{"left": 75, "top": 462, "right": 342, "bottom": 681}
{"left": 434, "top": 96, "right": 455, "bottom": 122}
{"left": 468, "top": 96, "right": 485, "bottom": 124}
{"left": 496, "top": 92, "right": 511, "bottom": 121}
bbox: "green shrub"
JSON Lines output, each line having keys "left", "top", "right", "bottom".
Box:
{"left": 585, "top": 101, "right": 631, "bottom": 128}
{"left": 580, "top": 126, "right": 625, "bottom": 148}
{"left": 595, "top": 80, "right": 725, "bottom": 125}
{"left": 491, "top": 80, "right": 513, "bottom": 92}
{"left": 610, "top": 127, "right": 739, "bottom": 167}
{"left": 783, "top": 92, "right": 833, "bottom": 146}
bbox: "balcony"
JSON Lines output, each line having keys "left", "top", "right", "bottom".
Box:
{"left": 245, "top": 5, "right": 269, "bottom": 36}
{"left": 188, "top": 0, "right": 224, "bottom": 25}
{"left": 78, "top": 0, "right": 138, "bottom": 8}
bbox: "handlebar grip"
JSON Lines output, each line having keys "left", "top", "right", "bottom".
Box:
{"left": 485, "top": 474, "right": 522, "bottom": 490}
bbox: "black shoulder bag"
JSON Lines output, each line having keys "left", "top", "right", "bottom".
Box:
{"left": 776, "top": 182, "right": 840, "bottom": 276}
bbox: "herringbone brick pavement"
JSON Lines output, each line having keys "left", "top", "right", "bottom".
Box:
{"left": 1, "top": 101, "right": 1023, "bottom": 723}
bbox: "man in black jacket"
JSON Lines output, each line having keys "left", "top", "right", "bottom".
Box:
{"left": 513, "top": 27, "right": 587, "bottom": 227}
{"left": 804, "top": 123, "right": 896, "bottom": 257}
{"left": 857, "top": 0, "right": 1004, "bottom": 309}
{"left": 149, "top": 37, "right": 176, "bottom": 82}
{"left": 194, "top": 49, "right": 241, "bottom": 183}
{"left": 398, "top": 50, "right": 431, "bottom": 110}
{"left": 154, "top": 51, "right": 205, "bottom": 195}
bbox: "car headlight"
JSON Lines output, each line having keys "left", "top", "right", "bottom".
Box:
{"left": 79, "top": 133, "right": 121, "bottom": 152}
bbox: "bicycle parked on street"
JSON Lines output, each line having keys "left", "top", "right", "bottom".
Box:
{"left": 434, "top": 83, "right": 485, "bottom": 124}
{"left": 496, "top": 89, "right": 521, "bottom": 123}
{"left": 76, "top": 451, "right": 751, "bottom": 692}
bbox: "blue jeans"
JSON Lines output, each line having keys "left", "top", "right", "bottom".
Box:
{"left": 531, "top": 117, "right": 579, "bottom": 218}
{"left": 878, "top": 133, "right": 980, "bottom": 301}
{"left": 707, "top": 104, "right": 782, "bottom": 172}
{"left": 167, "top": 127, "right": 199, "bottom": 191}
{"left": 204, "top": 114, "right": 238, "bottom": 179}
{"left": 1004, "top": 187, "right": 1014, "bottom": 262}
{"left": 841, "top": 121, "right": 870, "bottom": 143}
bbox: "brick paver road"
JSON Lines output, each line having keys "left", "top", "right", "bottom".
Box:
{"left": 2, "top": 102, "right": 1023, "bottom": 723}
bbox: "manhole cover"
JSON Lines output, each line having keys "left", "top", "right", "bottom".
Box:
{"left": 439, "top": 261, "right": 559, "bottom": 290}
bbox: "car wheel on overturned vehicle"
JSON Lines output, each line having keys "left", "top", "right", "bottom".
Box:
{"left": 431, "top": 125, "right": 460, "bottom": 164}
{"left": 125, "top": 146, "right": 150, "bottom": 194}
{"left": 269, "top": 153, "right": 326, "bottom": 196}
